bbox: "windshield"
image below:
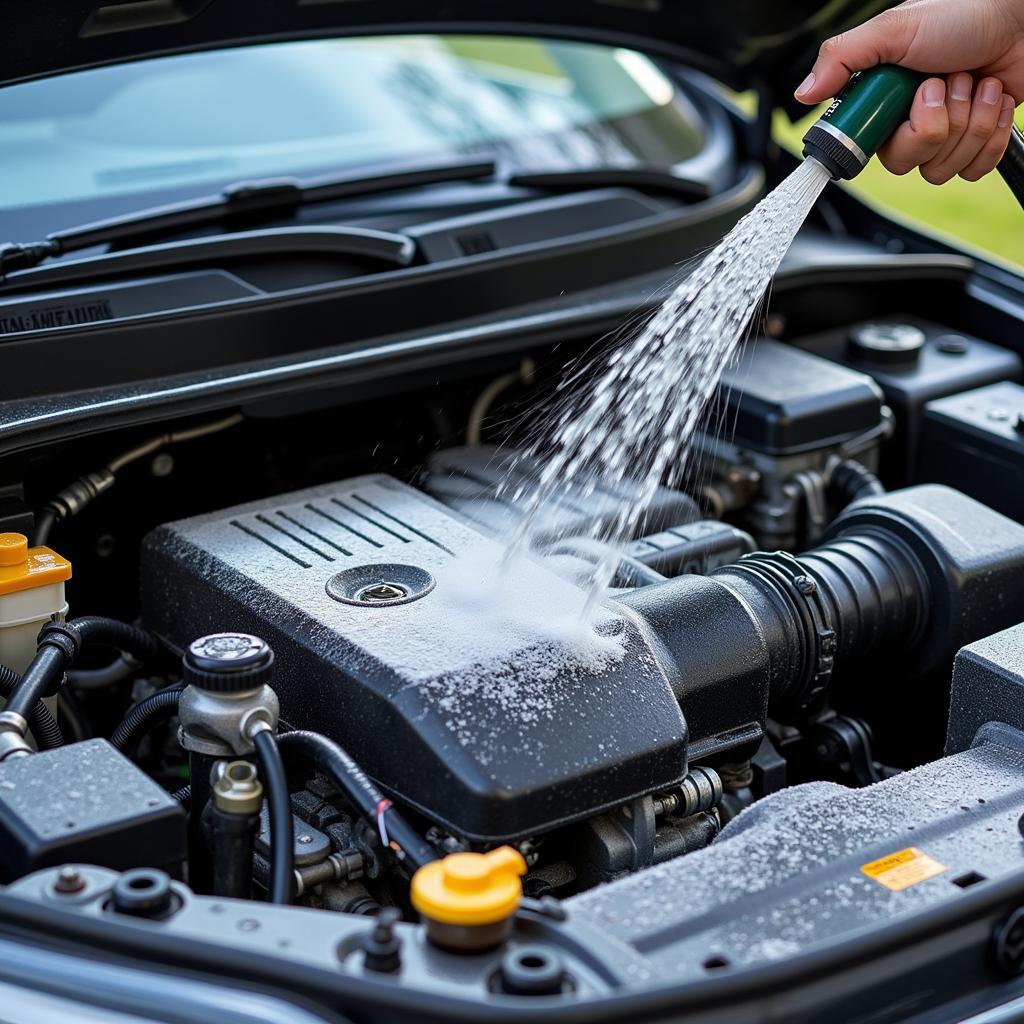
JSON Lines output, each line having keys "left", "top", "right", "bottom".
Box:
{"left": 0, "top": 36, "right": 706, "bottom": 216}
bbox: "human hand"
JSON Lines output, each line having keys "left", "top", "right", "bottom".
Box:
{"left": 795, "top": 0, "right": 1024, "bottom": 182}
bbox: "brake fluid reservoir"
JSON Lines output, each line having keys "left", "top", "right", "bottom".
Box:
{"left": 0, "top": 532, "right": 71, "bottom": 674}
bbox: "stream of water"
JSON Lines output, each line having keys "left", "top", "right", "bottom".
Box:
{"left": 497, "top": 158, "right": 833, "bottom": 613}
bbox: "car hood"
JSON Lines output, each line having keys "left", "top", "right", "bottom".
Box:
{"left": 6, "top": 0, "right": 893, "bottom": 102}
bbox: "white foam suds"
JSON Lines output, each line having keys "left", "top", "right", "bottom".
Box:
{"left": 408, "top": 540, "right": 635, "bottom": 756}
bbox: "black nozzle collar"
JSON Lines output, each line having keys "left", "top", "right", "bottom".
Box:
{"left": 802, "top": 122, "right": 867, "bottom": 180}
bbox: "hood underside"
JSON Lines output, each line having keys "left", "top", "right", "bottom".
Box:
{"left": 6, "top": 0, "right": 893, "bottom": 101}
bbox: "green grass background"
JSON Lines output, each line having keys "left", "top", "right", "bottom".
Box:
{"left": 773, "top": 109, "right": 1024, "bottom": 268}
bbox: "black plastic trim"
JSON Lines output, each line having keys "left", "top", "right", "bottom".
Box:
{"left": 0, "top": 168, "right": 764, "bottom": 406}
{"left": 0, "top": 227, "right": 416, "bottom": 292}
{"left": 0, "top": 253, "right": 975, "bottom": 460}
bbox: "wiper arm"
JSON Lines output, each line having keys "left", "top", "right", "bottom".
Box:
{"left": 509, "top": 166, "right": 711, "bottom": 201}
{"left": 0, "top": 158, "right": 497, "bottom": 279}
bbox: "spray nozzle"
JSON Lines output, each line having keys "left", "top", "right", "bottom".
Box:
{"left": 801, "top": 65, "right": 928, "bottom": 179}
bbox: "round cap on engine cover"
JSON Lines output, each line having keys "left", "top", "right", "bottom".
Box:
{"left": 411, "top": 846, "right": 527, "bottom": 927}
{"left": 183, "top": 633, "right": 274, "bottom": 692}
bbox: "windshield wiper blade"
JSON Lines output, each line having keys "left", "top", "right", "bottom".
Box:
{"left": 0, "top": 158, "right": 497, "bottom": 279}
{"left": 509, "top": 166, "right": 711, "bottom": 201}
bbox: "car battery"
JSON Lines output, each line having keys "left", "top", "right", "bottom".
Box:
{"left": 797, "top": 317, "right": 1022, "bottom": 483}
{"left": 921, "top": 381, "right": 1024, "bottom": 523}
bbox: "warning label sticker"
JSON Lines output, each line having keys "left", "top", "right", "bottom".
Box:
{"left": 860, "top": 847, "right": 947, "bottom": 891}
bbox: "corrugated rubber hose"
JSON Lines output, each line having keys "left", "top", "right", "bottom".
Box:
{"left": 0, "top": 663, "right": 64, "bottom": 749}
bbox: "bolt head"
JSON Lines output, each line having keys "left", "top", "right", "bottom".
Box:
{"left": 794, "top": 575, "right": 817, "bottom": 595}
{"left": 151, "top": 453, "right": 175, "bottom": 478}
{"left": 357, "top": 583, "right": 408, "bottom": 603}
{"left": 54, "top": 867, "right": 85, "bottom": 894}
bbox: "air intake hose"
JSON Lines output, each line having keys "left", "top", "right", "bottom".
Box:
{"left": 622, "top": 486, "right": 1024, "bottom": 744}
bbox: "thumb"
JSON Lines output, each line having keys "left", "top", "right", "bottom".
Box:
{"left": 796, "top": 11, "right": 917, "bottom": 104}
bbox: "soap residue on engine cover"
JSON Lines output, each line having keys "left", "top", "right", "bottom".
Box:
{"left": 432, "top": 538, "right": 629, "bottom": 678}
{"left": 399, "top": 538, "right": 638, "bottom": 759}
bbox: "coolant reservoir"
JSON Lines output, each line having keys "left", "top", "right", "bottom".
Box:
{"left": 0, "top": 533, "right": 71, "bottom": 674}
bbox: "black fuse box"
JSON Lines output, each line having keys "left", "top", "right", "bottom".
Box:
{"left": 0, "top": 739, "right": 185, "bottom": 882}
{"left": 921, "top": 381, "right": 1024, "bottom": 523}
{"left": 715, "top": 339, "right": 883, "bottom": 454}
{"left": 797, "top": 316, "right": 1022, "bottom": 482}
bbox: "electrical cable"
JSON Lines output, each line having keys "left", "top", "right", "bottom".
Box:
{"left": 33, "top": 414, "right": 242, "bottom": 546}
{"left": 277, "top": 730, "right": 436, "bottom": 870}
{"left": 466, "top": 358, "right": 535, "bottom": 446}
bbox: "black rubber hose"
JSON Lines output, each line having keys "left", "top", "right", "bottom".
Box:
{"left": 32, "top": 702, "right": 66, "bottom": 749}
{"left": 67, "top": 617, "right": 161, "bottom": 665}
{"left": 0, "top": 664, "right": 64, "bottom": 749}
{"left": 623, "top": 488, "right": 1024, "bottom": 718}
{"left": 4, "top": 645, "right": 67, "bottom": 722}
{"left": 997, "top": 126, "right": 1024, "bottom": 210}
{"left": 277, "top": 730, "right": 436, "bottom": 871}
{"left": 253, "top": 730, "right": 294, "bottom": 905}
{"left": 31, "top": 507, "right": 57, "bottom": 548}
{"left": 829, "top": 459, "right": 885, "bottom": 506}
{"left": 68, "top": 655, "right": 136, "bottom": 691}
{"left": 109, "top": 683, "right": 184, "bottom": 755}
{"left": 5, "top": 617, "right": 160, "bottom": 723}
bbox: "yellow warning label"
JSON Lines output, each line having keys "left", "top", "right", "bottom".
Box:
{"left": 860, "top": 847, "right": 947, "bottom": 891}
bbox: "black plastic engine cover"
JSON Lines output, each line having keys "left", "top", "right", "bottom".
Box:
{"left": 141, "top": 475, "right": 688, "bottom": 842}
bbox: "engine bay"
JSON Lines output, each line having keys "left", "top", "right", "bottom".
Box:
{"left": 1, "top": 291, "right": 1023, "bottom": 1019}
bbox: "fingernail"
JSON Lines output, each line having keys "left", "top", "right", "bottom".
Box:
{"left": 796, "top": 72, "right": 815, "bottom": 98}
{"left": 999, "top": 96, "right": 1014, "bottom": 128}
{"left": 923, "top": 80, "right": 945, "bottom": 107}
{"left": 950, "top": 73, "right": 972, "bottom": 102}
{"left": 981, "top": 79, "right": 1002, "bottom": 105}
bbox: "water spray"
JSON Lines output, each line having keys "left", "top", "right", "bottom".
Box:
{"left": 498, "top": 67, "right": 1022, "bottom": 604}
{"left": 802, "top": 65, "right": 1024, "bottom": 207}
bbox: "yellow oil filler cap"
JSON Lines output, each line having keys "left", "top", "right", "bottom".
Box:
{"left": 0, "top": 533, "right": 72, "bottom": 675}
{"left": 411, "top": 847, "right": 526, "bottom": 949}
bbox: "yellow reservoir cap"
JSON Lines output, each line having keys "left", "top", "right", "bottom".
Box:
{"left": 0, "top": 533, "right": 27, "bottom": 567}
{"left": 0, "top": 533, "right": 72, "bottom": 596}
{"left": 411, "top": 846, "right": 527, "bottom": 927}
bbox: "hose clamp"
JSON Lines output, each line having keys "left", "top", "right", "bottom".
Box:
{"left": 36, "top": 621, "right": 81, "bottom": 661}
{"left": 734, "top": 551, "right": 837, "bottom": 712}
